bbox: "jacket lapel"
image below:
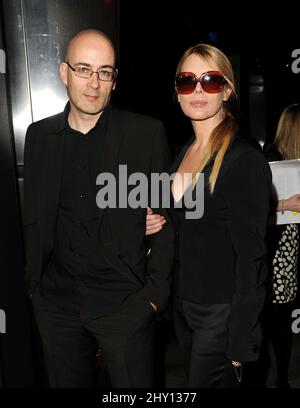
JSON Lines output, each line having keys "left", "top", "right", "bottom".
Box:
{"left": 97, "top": 107, "right": 125, "bottom": 224}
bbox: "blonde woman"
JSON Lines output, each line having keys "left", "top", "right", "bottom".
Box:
{"left": 147, "top": 44, "right": 272, "bottom": 387}
{"left": 259, "top": 104, "right": 300, "bottom": 388}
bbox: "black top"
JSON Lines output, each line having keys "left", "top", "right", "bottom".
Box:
{"left": 171, "top": 134, "right": 272, "bottom": 362}
{"left": 42, "top": 105, "right": 138, "bottom": 321}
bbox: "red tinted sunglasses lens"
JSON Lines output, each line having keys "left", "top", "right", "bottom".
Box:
{"left": 201, "top": 73, "right": 225, "bottom": 93}
{"left": 175, "top": 72, "right": 225, "bottom": 94}
{"left": 175, "top": 74, "right": 197, "bottom": 94}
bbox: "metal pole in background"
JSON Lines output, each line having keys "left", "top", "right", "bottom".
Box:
{"left": 0, "top": 0, "right": 35, "bottom": 387}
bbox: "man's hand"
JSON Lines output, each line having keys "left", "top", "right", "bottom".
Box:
{"left": 149, "top": 301, "right": 158, "bottom": 312}
{"left": 231, "top": 360, "right": 242, "bottom": 367}
{"left": 145, "top": 207, "right": 166, "bottom": 236}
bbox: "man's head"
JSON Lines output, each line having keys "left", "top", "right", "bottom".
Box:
{"left": 60, "top": 29, "right": 117, "bottom": 117}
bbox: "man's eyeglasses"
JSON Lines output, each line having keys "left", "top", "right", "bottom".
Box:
{"left": 175, "top": 71, "right": 227, "bottom": 94}
{"left": 66, "top": 61, "right": 118, "bottom": 82}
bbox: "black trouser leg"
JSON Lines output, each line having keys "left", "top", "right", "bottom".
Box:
{"left": 271, "top": 302, "right": 295, "bottom": 387}
{"left": 245, "top": 301, "right": 295, "bottom": 388}
{"left": 174, "top": 297, "right": 241, "bottom": 388}
{"left": 86, "top": 291, "right": 156, "bottom": 388}
{"left": 32, "top": 290, "right": 98, "bottom": 388}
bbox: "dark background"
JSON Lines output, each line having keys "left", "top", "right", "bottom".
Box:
{"left": 117, "top": 1, "right": 300, "bottom": 152}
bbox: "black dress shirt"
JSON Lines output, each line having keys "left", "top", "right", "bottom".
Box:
{"left": 41, "top": 105, "right": 138, "bottom": 321}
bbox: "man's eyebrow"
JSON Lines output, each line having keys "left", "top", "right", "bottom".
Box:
{"left": 73, "top": 62, "right": 114, "bottom": 69}
{"left": 100, "top": 64, "right": 115, "bottom": 70}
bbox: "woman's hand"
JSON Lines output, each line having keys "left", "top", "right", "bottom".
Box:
{"left": 278, "top": 193, "right": 300, "bottom": 213}
{"left": 145, "top": 207, "right": 166, "bottom": 236}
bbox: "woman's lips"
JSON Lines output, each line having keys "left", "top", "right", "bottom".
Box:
{"left": 190, "top": 100, "right": 207, "bottom": 108}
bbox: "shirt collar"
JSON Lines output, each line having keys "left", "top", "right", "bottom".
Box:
{"left": 60, "top": 102, "right": 110, "bottom": 134}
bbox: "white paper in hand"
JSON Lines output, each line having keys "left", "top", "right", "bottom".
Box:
{"left": 269, "top": 159, "right": 300, "bottom": 224}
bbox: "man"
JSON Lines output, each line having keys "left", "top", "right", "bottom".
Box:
{"left": 23, "top": 29, "right": 174, "bottom": 388}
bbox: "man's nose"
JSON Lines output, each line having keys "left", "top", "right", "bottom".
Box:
{"left": 87, "top": 72, "right": 101, "bottom": 88}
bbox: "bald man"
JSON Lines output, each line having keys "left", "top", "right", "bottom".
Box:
{"left": 23, "top": 29, "right": 174, "bottom": 388}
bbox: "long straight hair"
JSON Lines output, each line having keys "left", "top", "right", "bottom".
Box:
{"left": 274, "top": 104, "right": 300, "bottom": 160}
{"left": 176, "top": 44, "right": 237, "bottom": 193}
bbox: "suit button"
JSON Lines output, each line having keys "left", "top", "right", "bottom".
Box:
{"left": 80, "top": 193, "right": 86, "bottom": 198}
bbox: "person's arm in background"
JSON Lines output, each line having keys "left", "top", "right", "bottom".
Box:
{"left": 277, "top": 194, "right": 300, "bottom": 213}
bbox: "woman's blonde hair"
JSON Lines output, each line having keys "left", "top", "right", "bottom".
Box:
{"left": 274, "top": 104, "right": 300, "bottom": 160}
{"left": 176, "top": 44, "right": 237, "bottom": 193}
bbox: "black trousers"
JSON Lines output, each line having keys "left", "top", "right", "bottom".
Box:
{"left": 174, "top": 297, "right": 241, "bottom": 388}
{"left": 31, "top": 289, "right": 156, "bottom": 388}
{"left": 243, "top": 301, "right": 295, "bottom": 387}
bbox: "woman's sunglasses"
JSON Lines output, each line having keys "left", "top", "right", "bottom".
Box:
{"left": 175, "top": 71, "right": 227, "bottom": 95}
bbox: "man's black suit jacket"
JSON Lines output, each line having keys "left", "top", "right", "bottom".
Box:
{"left": 23, "top": 105, "right": 174, "bottom": 311}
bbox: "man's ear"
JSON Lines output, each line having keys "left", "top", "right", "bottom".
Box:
{"left": 59, "top": 62, "right": 68, "bottom": 86}
{"left": 112, "top": 80, "right": 117, "bottom": 91}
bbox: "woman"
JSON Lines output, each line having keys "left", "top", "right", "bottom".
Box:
{"left": 146, "top": 43, "right": 272, "bottom": 387}
{"left": 258, "top": 104, "right": 300, "bottom": 388}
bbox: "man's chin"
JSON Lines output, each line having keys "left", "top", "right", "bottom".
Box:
{"left": 79, "top": 106, "right": 105, "bottom": 116}
{"left": 85, "top": 109, "right": 103, "bottom": 116}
